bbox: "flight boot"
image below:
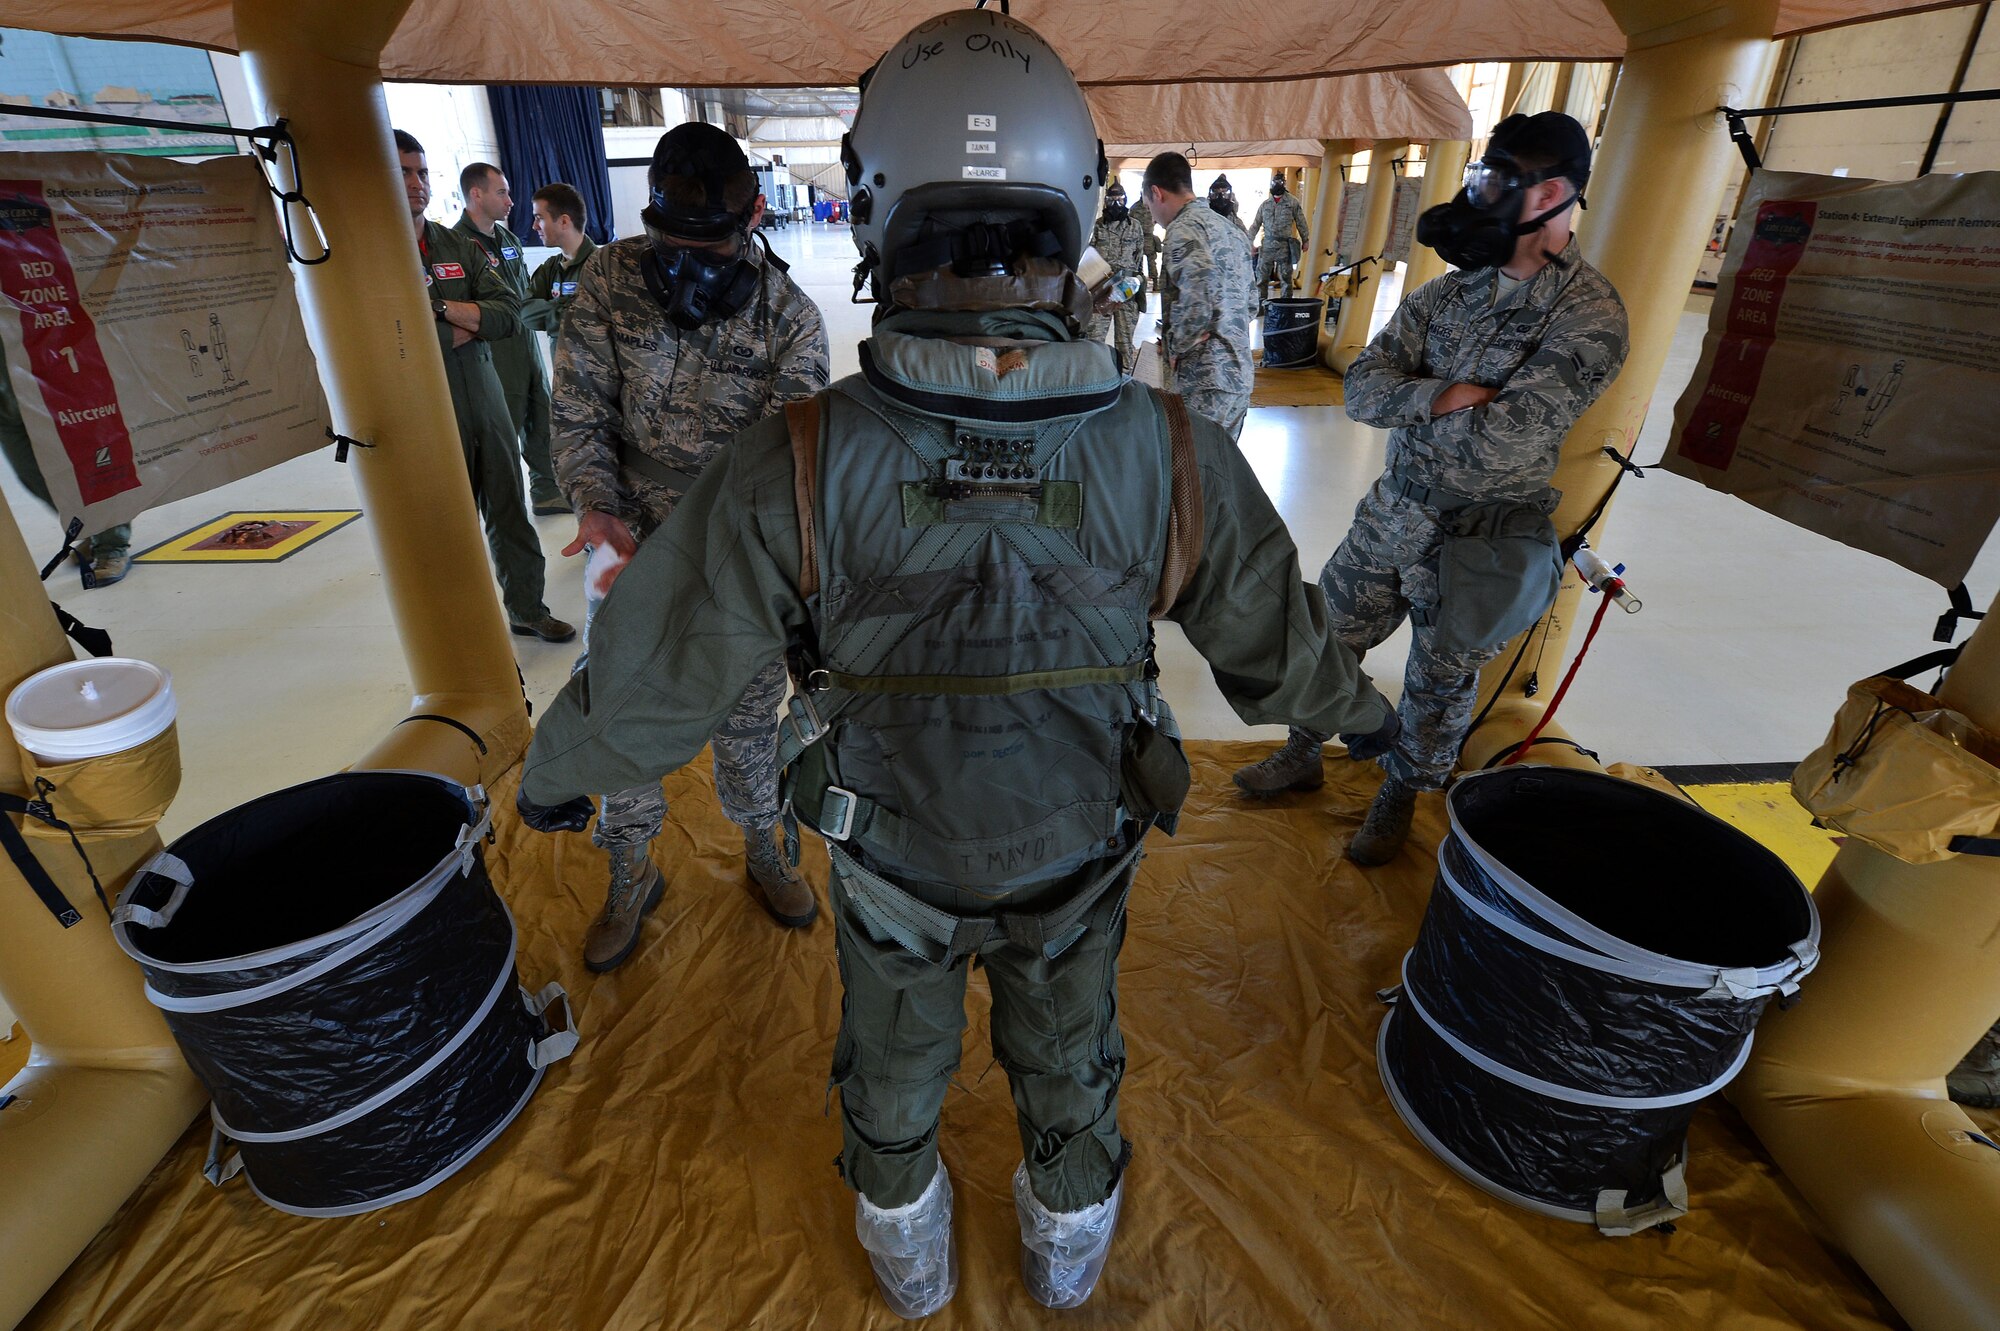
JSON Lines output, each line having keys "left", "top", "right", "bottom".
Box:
{"left": 745, "top": 824, "right": 817, "bottom": 928}
{"left": 1947, "top": 1018, "right": 2000, "bottom": 1109}
{"left": 583, "top": 844, "right": 664, "bottom": 973}
{"left": 855, "top": 1161, "right": 958, "bottom": 1319}
{"left": 1015, "top": 1164, "right": 1124, "bottom": 1309}
{"left": 1232, "top": 727, "right": 1327, "bottom": 796}
{"left": 1346, "top": 776, "right": 1418, "bottom": 866}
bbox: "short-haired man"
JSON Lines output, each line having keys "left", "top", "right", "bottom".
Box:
{"left": 1234, "top": 112, "right": 1630, "bottom": 865}
{"left": 1143, "top": 152, "right": 1256, "bottom": 439}
{"left": 523, "top": 183, "right": 596, "bottom": 338}
{"left": 548, "top": 123, "right": 829, "bottom": 971}
{"left": 396, "top": 130, "right": 571, "bottom": 643}
{"left": 455, "top": 162, "right": 566, "bottom": 516}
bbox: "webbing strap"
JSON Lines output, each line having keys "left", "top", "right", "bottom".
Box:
{"left": 829, "top": 835, "right": 1143, "bottom": 966}
{"left": 1151, "top": 393, "right": 1205, "bottom": 619}
{"left": 618, "top": 448, "right": 704, "bottom": 494}
{"left": 0, "top": 794, "right": 82, "bottom": 928}
{"left": 827, "top": 662, "right": 1147, "bottom": 697}
{"left": 786, "top": 397, "right": 823, "bottom": 600}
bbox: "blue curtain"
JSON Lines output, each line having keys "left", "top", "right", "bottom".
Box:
{"left": 485, "top": 86, "right": 616, "bottom": 244}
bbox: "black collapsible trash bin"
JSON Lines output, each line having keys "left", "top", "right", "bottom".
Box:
{"left": 1261, "top": 298, "right": 1323, "bottom": 369}
{"left": 1377, "top": 767, "right": 1818, "bottom": 1234}
{"left": 112, "top": 770, "right": 576, "bottom": 1217}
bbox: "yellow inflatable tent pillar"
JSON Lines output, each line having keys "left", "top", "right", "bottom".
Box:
{"left": 1306, "top": 139, "right": 1357, "bottom": 358}
{"left": 1459, "top": 0, "right": 1779, "bottom": 772}
{"left": 1401, "top": 137, "right": 1470, "bottom": 293}
{"left": 234, "top": 0, "right": 532, "bottom": 790}
{"left": 1732, "top": 587, "right": 2000, "bottom": 1331}
{"left": 1326, "top": 140, "right": 1408, "bottom": 372}
{"left": 0, "top": 496, "right": 206, "bottom": 1328}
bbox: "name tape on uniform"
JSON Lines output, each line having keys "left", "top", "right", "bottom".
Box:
{"left": 967, "top": 141, "right": 997, "bottom": 154}
{"left": 962, "top": 165, "right": 1007, "bottom": 181}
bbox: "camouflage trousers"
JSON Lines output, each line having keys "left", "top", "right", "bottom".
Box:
{"left": 1256, "top": 246, "right": 1296, "bottom": 298}
{"left": 1086, "top": 297, "right": 1140, "bottom": 372}
{"left": 1171, "top": 344, "right": 1251, "bottom": 440}
{"left": 1315, "top": 478, "right": 1507, "bottom": 789}
{"left": 578, "top": 573, "right": 787, "bottom": 848}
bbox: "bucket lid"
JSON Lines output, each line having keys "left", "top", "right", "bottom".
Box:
{"left": 6, "top": 657, "right": 177, "bottom": 761}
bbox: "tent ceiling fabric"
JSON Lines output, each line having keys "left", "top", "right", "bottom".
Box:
{"left": 1089, "top": 70, "right": 1475, "bottom": 153}
{"left": 1, "top": 0, "right": 1966, "bottom": 85}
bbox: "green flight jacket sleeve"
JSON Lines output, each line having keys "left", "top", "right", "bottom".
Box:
{"left": 466, "top": 240, "right": 522, "bottom": 342}
{"left": 1166, "top": 415, "right": 1393, "bottom": 737}
{"left": 1343, "top": 275, "right": 1452, "bottom": 430}
{"left": 519, "top": 256, "right": 560, "bottom": 334}
{"left": 521, "top": 412, "right": 807, "bottom": 805}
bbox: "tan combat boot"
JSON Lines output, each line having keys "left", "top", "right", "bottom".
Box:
{"left": 1948, "top": 1019, "right": 2000, "bottom": 1109}
{"left": 1346, "top": 776, "right": 1418, "bottom": 866}
{"left": 583, "top": 844, "right": 665, "bottom": 973}
{"left": 746, "top": 825, "right": 817, "bottom": 928}
{"left": 1232, "top": 727, "right": 1327, "bottom": 795}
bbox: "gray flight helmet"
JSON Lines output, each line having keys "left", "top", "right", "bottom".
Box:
{"left": 842, "top": 8, "right": 1107, "bottom": 298}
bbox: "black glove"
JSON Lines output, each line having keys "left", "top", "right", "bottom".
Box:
{"left": 516, "top": 786, "right": 594, "bottom": 834}
{"left": 1339, "top": 709, "right": 1402, "bottom": 762}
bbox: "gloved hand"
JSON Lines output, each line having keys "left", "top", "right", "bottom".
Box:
{"left": 1339, "top": 708, "right": 1402, "bottom": 762}
{"left": 517, "top": 786, "right": 594, "bottom": 834}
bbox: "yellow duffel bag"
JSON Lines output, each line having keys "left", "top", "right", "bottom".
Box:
{"left": 1793, "top": 666, "right": 2000, "bottom": 865}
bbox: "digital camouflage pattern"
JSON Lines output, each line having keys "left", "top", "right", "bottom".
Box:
{"left": 1132, "top": 194, "right": 1163, "bottom": 288}
{"left": 1328, "top": 241, "right": 1629, "bottom": 788}
{"left": 454, "top": 213, "right": 560, "bottom": 504}
{"left": 420, "top": 219, "right": 549, "bottom": 623}
{"left": 551, "top": 237, "right": 828, "bottom": 527}
{"left": 1086, "top": 208, "right": 1146, "bottom": 371}
{"left": 1159, "top": 198, "right": 1256, "bottom": 439}
{"left": 553, "top": 234, "right": 829, "bottom": 841}
{"left": 1249, "top": 192, "right": 1311, "bottom": 297}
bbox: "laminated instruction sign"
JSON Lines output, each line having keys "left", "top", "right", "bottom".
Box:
{"left": 1385, "top": 175, "right": 1423, "bottom": 267}
{"left": 0, "top": 151, "right": 328, "bottom": 534}
{"left": 1665, "top": 169, "right": 2000, "bottom": 587}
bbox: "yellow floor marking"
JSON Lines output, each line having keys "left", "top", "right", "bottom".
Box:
{"left": 135, "top": 510, "right": 362, "bottom": 564}
{"left": 1686, "top": 780, "right": 1841, "bottom": 886}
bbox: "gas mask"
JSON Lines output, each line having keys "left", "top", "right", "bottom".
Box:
{"left": 639, "top": 186, "right": 759, "bottom": 330}
{"left": 1270, "top": 177, "right": 1286, "bottom": 197}
{"left": 1415, "top": 153, "right": 1584, "bottom": 271}
{"left": 1208, "top": 180, "right": 1238, "bottom": 218}
{"left": 1101, "top": 186, "right": 1130, "bottom": 222}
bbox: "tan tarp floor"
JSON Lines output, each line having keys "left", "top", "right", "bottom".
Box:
{"left": 24, "top": 743, "right": 1917, "bottom": 1330}
{"left": 1252, "top": 365, "right": 1346, "bottom": 408}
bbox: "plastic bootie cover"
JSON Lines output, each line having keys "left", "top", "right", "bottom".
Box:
{"left": 1014, "top": 1162, "right": 1124, "bottom": 1309}
{"left": 854, "top": 1160, "right": 958, "bottom": 1319}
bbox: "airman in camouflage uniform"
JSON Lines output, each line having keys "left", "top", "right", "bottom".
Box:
{"left": 1234, "top": 114, "right": 1628, "bottom": 867}
{"left": 1086, "top": 184, "right": 1146, "bottom": 373}
{"left": 1249, "top": 176, "right": 1311, "bottom": 302}
{"left": 552, "top": 123, "right": 830, "bottom": 969}
{"left": 1149, "top": 164, "right": 1256, "bottom": 439}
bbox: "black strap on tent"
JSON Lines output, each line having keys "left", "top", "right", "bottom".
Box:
{"left": 395, "top": 714, "right": 489, "bottom": 756}
{"left": 0, "top": 783, "right": 110, "bottom": 928}
{"left": 1720, "top": 89, "right": 2000, "bottom": 172}
{"left": 35, "top": 518, "right": 113, "bottom": 658}
{"left": 1935, "top": 583, "right": 1985, "bottom": 643}
{"left": 0, "top": 106, "right": 328, "bottom": 264}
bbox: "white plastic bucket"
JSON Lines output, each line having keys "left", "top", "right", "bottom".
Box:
{"left": 6, "top": 658, "right": 177, "bottom": 763}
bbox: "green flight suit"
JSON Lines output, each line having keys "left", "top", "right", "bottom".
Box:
{"left": 522, "top": 310, "right": 1391, "bottom": 1214}
{"left": 0, "top": 350, "right": 131, "bottom": 564}
{"left": 521, "top": 235, "right": 597, "bottom": 339}
{"left": 421, "top": 219, "right": 549, "bottom": 624}
{"left": 454, "top": 213, "right": 560, "bottom": 507}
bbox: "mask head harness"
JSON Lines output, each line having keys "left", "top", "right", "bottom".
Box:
{"left": 1102, "top": 181, "right": 1129, "bottom": 222}
{"left": 1415, "top": 111, "right": 1592, "bottom": 272}
{"left": 640, "top": 122, "right": 763, "bottom": 330}
{"left": 1208, "top": 175, "right": 1237, "bottom": 217}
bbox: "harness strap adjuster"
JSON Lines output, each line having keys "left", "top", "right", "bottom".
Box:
{"left": 820, "top": 785, "right": 858, "bottom": 841}
{"left": 786, "top": 692, "right": 829, "bottom": 747}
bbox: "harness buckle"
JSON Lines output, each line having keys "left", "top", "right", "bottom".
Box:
{"left": 819, "top": 785, "right": 858, "bottom": 841}
{"left": 785, "top": 692, "right": 829, "bottom": 747}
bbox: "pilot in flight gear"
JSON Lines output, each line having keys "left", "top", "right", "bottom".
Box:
{"left": 517, "top": 9, "right": 1394, "bottom": 1318}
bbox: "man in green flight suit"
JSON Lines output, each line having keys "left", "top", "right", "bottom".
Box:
{"left": 396, "top": 129, "right": 571, "bottom": 643}
{"left": 454, "top": 161, "right": 566, "bottom": 516}
{"left": 515, "top": 10, "right": 1397, "bottom": 1316}
{"left": 523, "top": 182, "right": 597, "bottom": 339}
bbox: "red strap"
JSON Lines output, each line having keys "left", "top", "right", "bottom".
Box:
{"left": 1501, "top": 590, "right": 1614, "bottom": 767}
